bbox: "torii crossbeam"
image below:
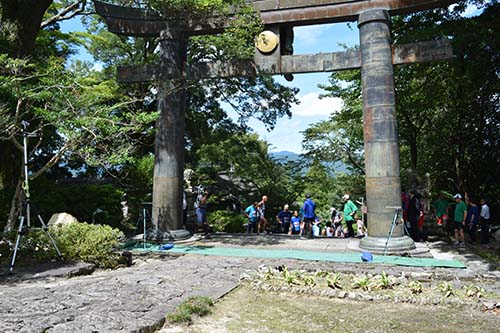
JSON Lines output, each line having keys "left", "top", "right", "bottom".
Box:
{"left": 94, "top": 0, "right": 456, "bottom": 252}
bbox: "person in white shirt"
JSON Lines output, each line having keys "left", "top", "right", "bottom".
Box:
{"left": 479, "top": 198, "right": 491, "bottom": 244}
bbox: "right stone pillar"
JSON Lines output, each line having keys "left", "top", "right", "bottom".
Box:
{"left": 358, "top": 9, "right": 415, "bottom": 253}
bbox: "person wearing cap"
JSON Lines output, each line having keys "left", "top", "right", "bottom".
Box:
{"left": 342, "top": 194, "right": 357, "bottom": 238}
{"left": 453, "top": 193, "right": 467, "bottom": 246}
{"left": 276, "top": 204, "right": 292, "bottom": 234}
{"left": 302, "top": 193, "right": 316, "bottom": 238}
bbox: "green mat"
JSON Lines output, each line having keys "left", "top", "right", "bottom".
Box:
{"left": 126, "top": 243, "right": 466, "bottom": 268}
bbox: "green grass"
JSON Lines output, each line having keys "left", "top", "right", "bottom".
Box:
{"left": 180, "top": 286, "right": 500, "bottom": 333}
{"left": 166, "top": 296, "right": 214, "bottom": 324}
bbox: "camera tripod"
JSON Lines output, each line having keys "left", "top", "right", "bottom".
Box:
{"left": 135, "top": 202, "right": 152, "bottom": 249}
{"left": 383, "top": 207, "right": 412, "bottom": 256}
{"left": 9, "top": 121, "right": 63, "bottom": 273}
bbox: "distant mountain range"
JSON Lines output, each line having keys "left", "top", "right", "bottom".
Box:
{"left": 269, "top": 151, "right": 350, "bottom": 174}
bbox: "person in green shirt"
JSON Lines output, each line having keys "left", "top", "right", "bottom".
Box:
{"left": 432, "top": 193, "right": 449, "bottom": 228}
{"left": 453, "top": 193, "right": 467, "bottom": 246}
{"left": 342, "top": 194, "right": 358, "bottom": 238}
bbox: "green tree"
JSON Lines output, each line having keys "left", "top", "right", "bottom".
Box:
{"left": 303, "top": 68, "right": 365, "bottom": 175}
{"left": 0, "top": 55, "right": 156, "bottom": 231}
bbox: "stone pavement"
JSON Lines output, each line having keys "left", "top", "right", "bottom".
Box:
{"left": 0, "top": 234, "right": 498, "bottom": 332}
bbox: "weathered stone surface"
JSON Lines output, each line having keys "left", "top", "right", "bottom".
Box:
{"left": 0, "top": 255, "right": 251, "bottom": 332}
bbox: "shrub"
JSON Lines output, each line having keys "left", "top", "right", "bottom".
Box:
{"left": 0, "top": 222, "right": 125, "bottom": 268}
{"left": 208, "top": 210, "right": 246, "bottom": 233}
{"left": 51, "top": 222, "right": 125, "bottom": 269}
{"left": 166, "top": 296, "right": 214, "bottom": 324}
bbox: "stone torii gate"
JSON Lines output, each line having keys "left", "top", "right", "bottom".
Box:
{"left": 94, "top": 0, "right": 455, "bottom": 251}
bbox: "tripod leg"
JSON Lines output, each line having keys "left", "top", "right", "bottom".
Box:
{"left": 383, "top": 212, "right": 399, "bottom": 256}
{"left": 10, "top": 216, "right": 26, "bottom": 273}
{"left": 37, "top": 214, "right": 64, "bottom": 260}
{"left": 143, "top": 207, "right": 147, "bottom": 249}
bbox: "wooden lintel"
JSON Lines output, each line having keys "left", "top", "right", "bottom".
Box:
{"left": 94, "top": 0, "right": 457, "bottom": 36}
{"left": 281, "top": 50, "right": 361, "bottom": 74}
{"left": 393, "top": 40, "right": 454, "bottom": 65}
{"left": 117, "top": 40, "right": 453, "bottom": 82}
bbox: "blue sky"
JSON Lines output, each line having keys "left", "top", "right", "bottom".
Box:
{"left": 246, "top": 23, "right": 359, "bottom": 153}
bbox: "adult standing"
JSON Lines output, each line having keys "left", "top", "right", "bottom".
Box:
{"left": 479, "top": 198, "right": 491, "bottom": 244}
{"left": 466, "top": 197, "right": 479, "bottom": 245}
{"left": 432, "top": 192, "right": 449, "bottom": 228}
{"left": 276, "top": 204, "right": 292, "bottom": 234}
{"left": 453, "top": 194, "right": 467, "bottom": 246}
{"left": 257, "top": 195, "right": 268, "bottom": 234}
{"left": 407, "top": 190, "right": 420, "bottom": 242}
{"left": 342, "top": 194, "right": 357, "bottom": 238}
{"left": 302, "top": 194, "right": 316, "bottom": 238}
{"left": 244, "top": 202, "right": 259, "bottom": 234}
{"left": 195, "top": 187, "right": 210, "bottom": 237}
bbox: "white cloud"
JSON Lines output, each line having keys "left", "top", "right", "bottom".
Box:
{"left": 293, "top": 25, "right": 329, "bottom": 48}
{"left": 463, "top": 4, "right": 480, "bottom": 17}
{"left": 449, "top": 3, "right": 481, "bottom": 17}
{"left": 291, "top": 92, "right": 343, "bottom": 117}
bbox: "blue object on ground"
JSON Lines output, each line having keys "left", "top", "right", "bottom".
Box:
{"left": 361, "top": 251, "right": 373, "bottom": 262}
{"left": 159, "top": 243, "right": 174, "bottom": 250}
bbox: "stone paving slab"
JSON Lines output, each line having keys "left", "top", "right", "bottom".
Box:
{"left": 0, "top": 255, "right": 256, "bottom": 333}
{"left": 0, "top": 261, "right": 95, "bottom": 282}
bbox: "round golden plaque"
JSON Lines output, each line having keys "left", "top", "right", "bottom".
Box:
{"left": 255, "top": 30, "right": 279, "bottom": 54}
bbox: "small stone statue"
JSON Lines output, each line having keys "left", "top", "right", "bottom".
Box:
{"left": 183, "top": 168, "right": 194, "bottom": 193}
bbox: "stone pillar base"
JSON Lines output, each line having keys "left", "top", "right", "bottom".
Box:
{"left": 147, "top": 228, "right": 192, "bottom": 241}
{"left": 360, "top": 235, "right": 415, "bottom": 254}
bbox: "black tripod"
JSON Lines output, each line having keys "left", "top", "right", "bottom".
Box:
{"left": 9, "top": 121, "right": 63, "bottom": 273}
{"left": 383, "top": 207, "right": 412, "bottom": 256}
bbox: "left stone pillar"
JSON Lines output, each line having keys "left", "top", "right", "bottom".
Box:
{"left": 152, "top": 29, "right": 186, "bottom": 232}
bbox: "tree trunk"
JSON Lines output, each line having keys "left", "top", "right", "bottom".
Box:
{"left": 1, "top": 0, "right": 53, "bottom": 56}
{"left": 4, "top": 179, "right": 22, "bottom": 232}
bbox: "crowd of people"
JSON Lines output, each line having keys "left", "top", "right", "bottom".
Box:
{"left": 242, "top": 190, "right": 492, "bottom": 245}
{"left": 244, "top": 193, "right": 366, "bottom": 239}
{"left": 402, "top": 190, "right": 492, "bottom": 246}
{"left": 193, "top": 185, "right": 492, "bottom": 246}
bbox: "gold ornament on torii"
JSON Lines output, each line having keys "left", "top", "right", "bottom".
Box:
{"left": 255, "top": 30, "right": 279, "bottom": 53}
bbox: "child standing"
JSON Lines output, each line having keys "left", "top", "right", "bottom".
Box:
{"left": 290, "top": 211, "right": 301, "bottom": 235}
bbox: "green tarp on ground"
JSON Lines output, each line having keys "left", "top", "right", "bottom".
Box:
{"left": 126, "top": 243, "right": 466, "bottom": 268}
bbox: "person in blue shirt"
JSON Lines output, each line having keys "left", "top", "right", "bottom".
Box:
{"left": 244, "top": 202, "right": 259, "bottom": 234}
{"left": 276, "top": 204, "right": 292, "bottom": 234}
{"left": 466, "top": 197, "right": 480, "bottom": 245}
{"left": 302, "top": 193, "right": 316, "bottom": 238}
{"left": 290, "top": 211, "right": 301, "bottom": 235}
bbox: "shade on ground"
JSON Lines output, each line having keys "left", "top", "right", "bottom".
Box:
{"left": 126, "top": 243, "right": 466, "bottom": 268}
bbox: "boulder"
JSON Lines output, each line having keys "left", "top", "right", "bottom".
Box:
{"left": 48, "top": 212, "right": 78, "bottom": 227}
